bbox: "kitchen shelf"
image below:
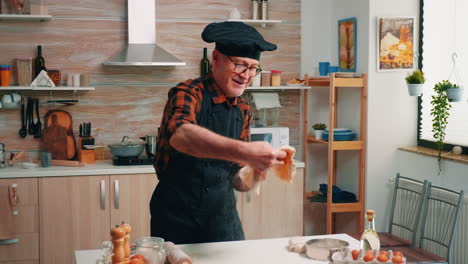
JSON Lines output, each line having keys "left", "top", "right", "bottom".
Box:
{"left": 306, "top": 136, "right": 364, "bottom": 150}
{"left": 246, "top": 85, "right": 311, "bottom": 90}
{"left": 0, "top": 14, "right": 52, "bottom": 22}
{"left": 0, "top": 86, "right": 95, "bottom": 91}
{"left": 226, "top": 19, "right": 282, "bottom": 25}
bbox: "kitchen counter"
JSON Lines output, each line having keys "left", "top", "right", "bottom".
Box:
{"left": 0, "top": 160, "right": 305, "bottom": 178}
{"left": 75, "top": 234, "right": 358, "bottom": 264}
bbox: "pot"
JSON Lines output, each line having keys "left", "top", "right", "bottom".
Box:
{"left": 108, "top": 136, "right": 145, "bottom": 158}
{"left": 305, "top": 238, "right": 349, "bottom": 261}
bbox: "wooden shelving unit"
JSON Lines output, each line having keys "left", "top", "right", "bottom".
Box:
{"left": 303, "top": 73, "right": 368, "bottom": 234}
{"left": 247, "top": 85, "right": 311, "bottom": 91}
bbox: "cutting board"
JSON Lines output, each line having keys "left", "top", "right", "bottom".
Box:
{"left": 42, "top": 110, "right": 77, "bottom": 160}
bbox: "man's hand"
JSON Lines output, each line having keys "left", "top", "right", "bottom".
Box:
{"left": 240, "top": 141, "right": 287, "bottom": 172}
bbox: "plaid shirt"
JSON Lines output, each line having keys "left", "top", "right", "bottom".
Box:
{"left": 154, "top": 75, "right": 252, "bottom": 176}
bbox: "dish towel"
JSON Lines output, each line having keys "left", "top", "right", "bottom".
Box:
{"left": 0, "top": 185, "right": 15, "bottom": 240}
{"left": 164, "top": 241, "right": 192, "bottom": 264}
{"left": 239, "top": 146, "right": 297, "bottom": 195}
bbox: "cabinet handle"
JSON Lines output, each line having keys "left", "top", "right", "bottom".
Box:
{"left": 9, "top": 184, "right": 19, "bottom": 215}
{"left": 0, "top": 238, "right": 19, "bottom": 245}
{"left": 100, "top": 180, "right": 106, "bottom": 209}
{"left": 247, "top": 191, "right": 251, "bottom": 202}
{"left": 114, "top": 179, "right": 119, "bottom": 209}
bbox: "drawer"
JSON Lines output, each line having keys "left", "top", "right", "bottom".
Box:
{"left": 0, "top": 233, "right": 39, "bottom": 262}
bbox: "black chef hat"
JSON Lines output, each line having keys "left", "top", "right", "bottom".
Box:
{"left": 201, "top": 21, "right": 277, "bottom": 61}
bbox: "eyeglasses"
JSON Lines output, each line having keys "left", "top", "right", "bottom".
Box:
{"left": 225, "top": 55, "right": 262, "bottom": 77}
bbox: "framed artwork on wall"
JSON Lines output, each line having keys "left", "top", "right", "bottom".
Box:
{"left": 377, "top": 17, "right": 415, "bottom": 71}
{"left": 338, "top": 17, "right": 357, "bottom": 72}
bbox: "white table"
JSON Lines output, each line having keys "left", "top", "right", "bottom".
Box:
{"left": 75, "top": 234, "right": 359, "bottom": 264}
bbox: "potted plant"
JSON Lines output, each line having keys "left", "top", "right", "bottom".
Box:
{"left": 446, "top": 83, "right": 464, "bottom": 102}
{"left": 431, "top": 80, "right": 452, "bottom": 175}
{"left": 312, "top": 123, "right": 327, "bottom": 139}
{"left": 405, "top": 69, "right": 425, "bottom": 96}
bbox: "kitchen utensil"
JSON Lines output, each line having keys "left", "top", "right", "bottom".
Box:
{"left": 305, "top": 238, "right": 349, "bottom": 261}
{"left": 139, "top": 135, "right": 157, "bottom": 157}
{"left": 42, "top": 110, "right": 77, "bottom": 160}
{"left": 18, "top": 98, "right": 27, "bottom": 139}
{"left": 34, "top": 98, "right": 42, "bottom": 138}
{"left": 27, "top": 97, "right": 36, "bottom": 135}
{"left": 108, "top": 136, "right": 144, "bottom": 158}
{"left": 51, "top": 159, "right": 85, "bottom": 167}
{"left": 7, "top": 151, "right": 24, "bottom": 166}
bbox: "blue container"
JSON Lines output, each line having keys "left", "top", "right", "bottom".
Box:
{"left": 322, "top": 129, "right": 356, "bottom": 141}
{"left": 319, "top": 62, "right": 330, "bottom": 76}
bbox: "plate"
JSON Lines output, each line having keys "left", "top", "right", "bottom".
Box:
{"left": 20, "top": 162, "right": 39, "bottom": 169}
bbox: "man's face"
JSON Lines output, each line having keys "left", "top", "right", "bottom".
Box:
{"left": 211, "top": 50, "right": 260, "bottom": 97}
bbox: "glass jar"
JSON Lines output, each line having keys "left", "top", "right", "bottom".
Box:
{"left": 260, "top": 71, "right": 271, "bottom": 86}
{"left": 135, "top": 237, "right": 166, "bottom": 264}
{"left": 270, "top": 70, "right": 282, "bottom": 86}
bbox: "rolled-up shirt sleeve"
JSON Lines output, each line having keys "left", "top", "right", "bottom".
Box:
{"left": 165, "top": 83, "right": 202, "bottom": 139}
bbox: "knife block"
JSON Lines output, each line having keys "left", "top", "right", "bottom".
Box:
{"left": 78, "top": 137, "right": 95, "bottom": 164}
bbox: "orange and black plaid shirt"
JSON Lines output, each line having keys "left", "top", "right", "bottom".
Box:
{"left": 154, "top": 75, "right": 252, "bottom": 176}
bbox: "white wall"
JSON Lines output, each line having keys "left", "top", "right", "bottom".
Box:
{"left": 302, "top": 0, "right": 468, "bottom": 232}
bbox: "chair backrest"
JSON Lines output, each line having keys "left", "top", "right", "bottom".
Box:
{"left": 388, "top": 173, "right": 429, "bottom": 245}
{"left": 419, "top": 184, "right": 464, "bottom": 263}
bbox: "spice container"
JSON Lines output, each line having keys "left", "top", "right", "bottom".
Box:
{"left": 271, "top": 70, "right": 282, "bottom": 86}
{"left": 260, "top": 0, "right": 268, "bottom": 20}
{"left": 0, "top": 65, "right": 11, "bottom": 87}
{"left": 251, "top": 0, "right": 260, "bottom": 20}
{"left": 17, "top": 58, "right": 32, "bottom": 86}
{"left": 261, "top": 71, "right": 271, "bottom": 86}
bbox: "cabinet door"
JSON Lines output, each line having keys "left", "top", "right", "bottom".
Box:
{"left": 39, "top": 176, "right": 111, "bottom": 264}
{"left": 0, "top": 178, "right": 39, "bottom": 262}
{"left": 239, "top": 168, "right": 304, "bottom": 239}
{"left": 110, "top": 174, "right": 158, "bottom": 245}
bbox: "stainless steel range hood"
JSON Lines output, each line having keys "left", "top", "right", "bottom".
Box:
{"left": 103, "top": 0, "right": 186, "bottom": 66}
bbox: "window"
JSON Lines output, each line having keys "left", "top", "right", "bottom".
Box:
{"left": 418, "top": 0, "right": 468, "bottom": 152}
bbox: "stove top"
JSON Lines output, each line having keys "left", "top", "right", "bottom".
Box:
{"left": 113, "top": 157, "right": 153, "bottom": 166}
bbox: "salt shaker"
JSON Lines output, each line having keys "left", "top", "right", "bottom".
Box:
{"left": 251, "top": 0, "right": 260, "bottom": 20}
{"left": 260, "top": 0, "right": 268, "bottom": 20}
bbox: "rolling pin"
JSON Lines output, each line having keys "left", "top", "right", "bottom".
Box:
{"left": 51, "top": 160, "right": 86, "bottom": 167}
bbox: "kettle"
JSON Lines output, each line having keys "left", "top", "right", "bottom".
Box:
{"left": 139, "top": 135, "right": 157, "bottom": 158}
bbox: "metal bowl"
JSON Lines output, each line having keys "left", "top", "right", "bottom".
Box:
{"left": 305, "top": 238, "right": 349, "bottom": 261}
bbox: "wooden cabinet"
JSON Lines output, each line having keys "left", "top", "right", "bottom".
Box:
{"left": 0, "top": 178, "right": 39, "bottom": 264}
{"left": 237, "top": 168, "right": 304, "bottom": 239}
{"left": 109, "top": 174, "right": 158, "bottom": 245}
{"left": 39, "top": 174, "right": 157, "bottom": 264}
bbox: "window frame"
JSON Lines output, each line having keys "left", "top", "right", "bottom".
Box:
{"left": 417, "top": 0, "right": 468, "bottom": 154}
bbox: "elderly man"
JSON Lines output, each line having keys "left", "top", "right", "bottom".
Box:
{"left": 151, "top": 21, "right": 285, "bottom": 244}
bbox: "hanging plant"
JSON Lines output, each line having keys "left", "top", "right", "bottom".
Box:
{"left": 430, "top": 80, "right": 452, "bottom": 175}
{"left": 405, "top": 69, "right": 425, "bottom": 96}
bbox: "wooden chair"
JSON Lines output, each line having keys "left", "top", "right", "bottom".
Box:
{"left": 418, "top": 183, "right": 464, "bottom": 264}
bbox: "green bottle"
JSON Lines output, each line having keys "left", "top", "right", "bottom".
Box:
{"left": 200, "top": 47, "right": 210, "bottom": 77}
{"left": 34, "top": 45, "right": 47, "bottom": 78}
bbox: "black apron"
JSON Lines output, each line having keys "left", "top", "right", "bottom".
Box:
{"left": 150, "top": 79, "right": 245, "bottom": 244}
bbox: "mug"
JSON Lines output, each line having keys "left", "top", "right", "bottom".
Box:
{"left": 319, "top": 62, "right": 330, "bottom": 76}
{"left": 40, "top": 151, "right": 52, "bottom": 167}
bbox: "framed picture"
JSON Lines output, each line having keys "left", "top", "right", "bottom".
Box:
{"left": 377, "top": 17, "right": 415, "bottom": 71}
{"left": 338, "top": 17, "right": 357, "bottom": 72}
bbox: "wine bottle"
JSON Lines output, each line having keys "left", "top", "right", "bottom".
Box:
{"left": 34, "top": 45, "right": 47, "bottom": 78}
{"left": 200, "top": 47, "right": 210, "bottom": 77}
{"left": 360, "top": 209, "right": 380, "bottom": 252}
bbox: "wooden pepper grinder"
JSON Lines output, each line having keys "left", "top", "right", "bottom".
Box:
{"left": 119, "top": 221, "right": 132, "bottom": 264}
{"left": 111, "top": 225, "right": 126, "bottom": 264}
